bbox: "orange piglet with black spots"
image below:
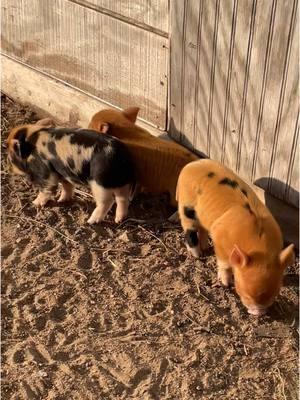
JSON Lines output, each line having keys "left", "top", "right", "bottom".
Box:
{"left": 177, "top": 159, "right": 295, "bottom": 316}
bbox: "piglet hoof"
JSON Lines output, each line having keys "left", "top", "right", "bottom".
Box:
{"left": 57, "top": 193, "right": 73, "bottom": 203}
{"left": 115, "top": 215, "right": 126, "bottom": 224}
{"left": 32, "top": 197, "right": 48, "bottom": 207}
{"left": 187, "top": 246, "right": 201, "bottom": 258}
{"left": 87, "top": 216, "right": 100, "bottom": 225}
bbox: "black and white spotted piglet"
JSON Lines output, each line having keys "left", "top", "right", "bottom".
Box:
{"left": 7, "top": 124, "right": 135, "bottom": 223}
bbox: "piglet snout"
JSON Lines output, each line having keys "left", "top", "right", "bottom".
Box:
{"left": 247, "top": 307, "right": 267, "bottom": 317}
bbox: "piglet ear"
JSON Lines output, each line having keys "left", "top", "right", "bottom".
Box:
{"left": 11, "top": 139, "right": 22, "bottom": 158}
{"left": 279, "top": 244, "right": 295, "bottom": 271}
{"left": 230, "top": 245, "right": 248, "bottom": 268}
{"left": 10, "top": 134, "right": 34, "bottom": 159}
{"left": 35, "top": 118, "right": 53, "bottom": 127}
{"left": 123, "top": 107, "right": 139, "bottom": 123}
{"left": 100, "top": 123, "right": 110, "bottom": 133}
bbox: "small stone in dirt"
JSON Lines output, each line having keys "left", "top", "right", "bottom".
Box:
{"left": 140, "top": 244, "right": 151, "bottom": 256}
{"left": 38, "top": 371, "right": 47, "bottom": 377}
{"left": 118, "top": 231, "right": 133, "bottom": 242}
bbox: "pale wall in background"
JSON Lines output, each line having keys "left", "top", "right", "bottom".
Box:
{"left": 2, "top": 0, "right": 169, "bottom": 129}
{"left": 170, "top": 0, "right": 299, "bottom": 207}
{"left": 1, "top": 0, "right": 299, "bottom": 207}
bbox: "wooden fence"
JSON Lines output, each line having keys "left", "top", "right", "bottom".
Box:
{"left": 1, "top": 0, "right": 299, "bottom": 207}
{"left": 2, "top": 0, "right": 169, "bottom": 129}
{"left": 170, "top": 0, "right": 299, "bottom": 207}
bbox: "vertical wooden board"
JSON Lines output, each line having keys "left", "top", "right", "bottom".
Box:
{"left": 78, "top": 0, "right": 169, "bottom": 33}
{"left": 180, "top": 0, "right": 202, "bottom": 149}
{"left": 2, "top": 0, "right": 20, "bottom": 56}
{"left": 221, "top": 0, "right": 254, "bottom": 170}
{"left": 169, "top": 0, "right": 186, "bottom": 142}
{"left": 268, "top": 1, "right": 299, "bottom": 204}
{"left": 286, "top": 112, "right": 299, "bottom": 206}
{"left": 168, "top": 0, "right": 298, "bottom": 206}
{"left": 252, "top": 0, "right": 296, "bottom": 185}
{"left": 1, "top": 0, "right": 168, "bottom": 128}
{"left": 288, "top": 118, "right": 299, "bottom": 206}
{"left": 237, "top": 1, "right": 273, "bottom": 181}
{"left": 193, "top": 0, "right": 217, "bottom": 155}
{"left": 209, "top": 0, "right": 234, "bottom": 162}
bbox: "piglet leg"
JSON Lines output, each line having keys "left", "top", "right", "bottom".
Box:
{"left": 114, "top": 184, "right": 131, "bottom": 223}
{"left": 33, "top": 191, "right": 53, "bottom": 207}
{"left": 178, "top": 204, "right": 201, "bottom": 257}
{"left": 88, "top": 181, "right": 114, "bottom": 224}
{"left": 217, "top": 259, "right": 233, "bottom": 287}
{"left": 184, "top": 229, "right": 201, "bottom": 257}
{"left": 57, "top": 181, "right": 74, "bottom": 203}
{"left": 199, "top": 226, "right": 209, "bottom": 252}
{"left": 32, "top": 174, "right": 58, "bottom": 207}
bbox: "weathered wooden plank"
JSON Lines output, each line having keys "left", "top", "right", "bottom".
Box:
{"left": 169, "top": 0, "right": 298, "bottom": 207}
{"left": 193, "top": 0, "right": 217, "bottom": 155}
{"left": 1, "top": 0, "right": 168, "bottom": 129}
{"left": 180, "top": 0, "right": 202, "bottom": 149}
{"left": 169, "top": 0, "right": 186, "bottom": 142}
{"left": 71, "top": 0, "right": 169, "bottom": 34}
{"left": 221, "top": 0, "right": 254, "bottom": 171}
{"left": 1, "top": 55, "right": 161, "bottom": 136}
{"left": 237, "top": 0, "right": 273, "bottom": 180}
{"left": 251, "top": 0, "right": 296, "bottom": 192}
{"left": 268, "top": 0, "right": 299, "bottom": 202}
{"left": 287, "top": 114, "right": 299, "bottom": 206}
{"left": 209, "top": 0, "right": 234, "bottom": 162}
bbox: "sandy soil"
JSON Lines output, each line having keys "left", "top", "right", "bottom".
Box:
{"left": 1, "top": 94, "right": 299, "bottom": 400}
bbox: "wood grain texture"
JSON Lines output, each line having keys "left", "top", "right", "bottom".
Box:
{"left": 69, "top": 0, "right": 169, "bottom": 35}
{"left": 169, "top": 0, "right": 186, "bottom": 143}
{"left": 1, "top": 0, "right": 168, "bottom": 129}
{"left": 221, "top": 0, "right": 254, "bottom": 172}
{"left": 170, "top": 0, "right": 299, "bottom": 207}
{"left": 1, "top": 55, "right": 162, "bottom": 136}
{"left": 286, "top": 110, "right": 299, "bottom": 206}
{"left": 208, "top": 0, "right": 234, "bottom": 162}
{"left": 193, "top": 0, "right": 216, "bottom": 156}
{"left": 237, "top": 0, "right": 273, "bottom": 179}
{"left": 180, "top": 0, "right": 202, "bottom": 149}
{"left": 267, "top": 0, "right": 299, "bottom": 203}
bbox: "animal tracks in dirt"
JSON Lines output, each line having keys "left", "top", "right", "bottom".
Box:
{"left": 2, "top": 96, "right": 299, "bottom": 399}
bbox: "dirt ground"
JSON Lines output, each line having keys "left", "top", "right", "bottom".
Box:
{"left": 1, "top": 94, "right": 299, "bottom": 400}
